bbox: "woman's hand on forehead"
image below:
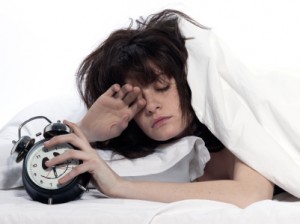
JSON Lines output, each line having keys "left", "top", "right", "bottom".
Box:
{"left": 77, "top": 84, "right": 146, "bottom": 142}
{"left": 112, "top": 84, "right": 144, "bottom": 106}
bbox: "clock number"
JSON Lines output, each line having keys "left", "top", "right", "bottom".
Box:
{"left": 33, "top": 164, "right": 37, "bottom": 168}
{"left": 40, "top": 180, "right": 43, "bottom": 184}
{"left": 36, "top": 154, "right": 41, "bottom": 159}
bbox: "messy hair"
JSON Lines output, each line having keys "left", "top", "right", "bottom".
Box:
{"left": 76, "top": 9, "right": 223, "bottom": 158}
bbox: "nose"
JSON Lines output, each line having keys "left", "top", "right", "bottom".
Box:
{"left": 145, "top": 103, "right": 160, "bottom": 115}
{"left": 143, "top": 92, "right": 161, "bottom": 115}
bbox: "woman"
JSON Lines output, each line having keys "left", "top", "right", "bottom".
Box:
{"left": 45, "top": 9, "right": 274, "bottom": 208}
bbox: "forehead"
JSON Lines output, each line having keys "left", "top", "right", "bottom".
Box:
{"left": 125, "top": 73, "right": 173, "bottom": 86}
{"left": 124, "top": 62, "right": 164, "bottom": 85}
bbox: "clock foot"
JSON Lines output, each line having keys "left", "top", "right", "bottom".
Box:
{"left": 78, "top": 184, "right": 88, "bottom": 192}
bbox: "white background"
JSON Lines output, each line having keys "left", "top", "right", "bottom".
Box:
{"left": 1, "top": 0, "right": 300, "bottom": 128}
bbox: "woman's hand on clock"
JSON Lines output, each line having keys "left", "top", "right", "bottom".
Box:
{"left": 77, "top": 84, "right": 146, "bottom": 142}
{"left": 44, "top": 120, "right": 124, "bottom": 196}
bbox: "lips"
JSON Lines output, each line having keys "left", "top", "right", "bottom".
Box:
{"left": 152, "top": 116, "right": 172, "bottom": 128}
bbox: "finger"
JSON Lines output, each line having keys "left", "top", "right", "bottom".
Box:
{"left": 59, "top": 162, "right": 90, "bottom": 185}
{"left": 44, "top": 133, "right": 90, "bottom": 153}
{"left": 129, "top": 97, "right": 146, "bottom": 116}
{"left": 63, "top": 120, "right": 88, "bottom": 143}
{"left": 115, "top": 96, "right": 145, "bottom": 129}
{"left": 45, "top": 150, "right": 88, "bottom": 167}
{"left": 123, "top": 86, "right": 141, "bottom": 106}
{"left": 103, "top": 84, "right": 121, "bottom": 97}
{"left": 113, "top": 84, "right": 133, "bottom": 99}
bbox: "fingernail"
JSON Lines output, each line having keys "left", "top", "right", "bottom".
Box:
{"left": 58, "top": 178, "right": 65, "bottom": 185}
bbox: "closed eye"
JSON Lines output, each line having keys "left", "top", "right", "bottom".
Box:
{"left": 155, "top": 85, "right": 170, "bottom": 92}
{"left": 154, "top": 75, "right": 171, "bottom": 92}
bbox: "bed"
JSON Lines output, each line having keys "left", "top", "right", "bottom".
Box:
{"left": 1, "top": 11, "right": 300, "bottom": 224}
{"left": 1, "top": 188, "right": 300, "bottom": 224}
{"left": 1, "top": 97, "right": 297, "bottom": 224}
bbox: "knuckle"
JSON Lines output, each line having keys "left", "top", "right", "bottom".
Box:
{"left": 69, "top": 133, "right": 77, "bottom": 139}
{"left": 89, "top": 157, "right": 98, "bottom": 164}
{"left": 71, "top": 166, "right": 80, "bottom": 174}
{"left": 49, "top": 134, "right": 67, "bottom": 144}
{"left": 70, "top": 165, "right": 84, "bottom": 177}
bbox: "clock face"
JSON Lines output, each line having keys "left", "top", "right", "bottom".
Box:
{"left": 25, "top": 140, "right": 80, "bottom": 190}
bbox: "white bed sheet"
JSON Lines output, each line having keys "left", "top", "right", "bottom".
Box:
{"left": 1, "top": 189, "right": 300, "bottom": 224}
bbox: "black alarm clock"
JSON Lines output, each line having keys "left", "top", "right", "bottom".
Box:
{"left": 11, "top": 116, "right": 90, "bottom": 204}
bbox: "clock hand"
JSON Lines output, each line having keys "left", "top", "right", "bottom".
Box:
{"left": 52, "top": 166, "right": 58, "bottom": 178}
{"left": 41, "top": 169, "right": 52, "bottom": 179}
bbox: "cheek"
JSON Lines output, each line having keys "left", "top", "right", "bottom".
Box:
{"left": 133, "top": 113, "right": 146, "bottom": 129}
{"left": 133, "top": 112, "right": 152, "bottom": 136}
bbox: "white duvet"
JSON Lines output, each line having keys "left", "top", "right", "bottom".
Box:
{"left": 181, "top": 18, "right": 300, "bottom": 197}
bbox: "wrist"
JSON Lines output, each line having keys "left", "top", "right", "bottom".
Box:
{"left": 106, "top": 178, "right": 132, "bottom": 199}
{"left": 76, "top": 121, "right": 94, "bottom": 142}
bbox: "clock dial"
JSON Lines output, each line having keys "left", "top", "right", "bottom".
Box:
{"left": 25, "top": 141, "right": 80, "bottom": 190}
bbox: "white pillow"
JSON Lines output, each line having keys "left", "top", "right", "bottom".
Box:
{"left": 99, "top": 136, "right": 209, "bottom": 182}
{"left": 0, "top": 96, "right": 210, "bottom": 189}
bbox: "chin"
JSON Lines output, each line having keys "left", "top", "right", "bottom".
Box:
{"left": 151, "top": 131, "right": 182, "bottom": 142}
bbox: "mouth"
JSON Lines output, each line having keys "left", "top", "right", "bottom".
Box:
{"left": 152, "top": 116, "right": 172, "bottom": 128}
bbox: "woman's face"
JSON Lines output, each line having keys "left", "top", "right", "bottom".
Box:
{"left": 126, "top": 75, "right": 188, "bottom": 141}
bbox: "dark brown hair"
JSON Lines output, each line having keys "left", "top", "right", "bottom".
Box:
{"left": 76, "top": 9, "right": 223, "bottom": 158}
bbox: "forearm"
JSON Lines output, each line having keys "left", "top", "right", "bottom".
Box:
{"left": 109, "top": 179, "right": 273, "bottom": 208}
